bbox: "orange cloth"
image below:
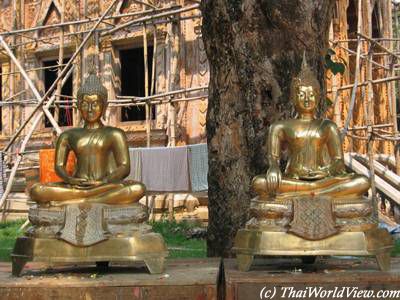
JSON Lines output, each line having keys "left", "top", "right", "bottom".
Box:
{"left": 39, "top": 149, "right": 76, "bottom": 183}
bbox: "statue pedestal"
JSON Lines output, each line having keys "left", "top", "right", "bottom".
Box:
{"left": 11, "top": 203, "right": 168, "bottom": 276}
{"left": 234, "top": 196, "right": 394, "bottom": 271}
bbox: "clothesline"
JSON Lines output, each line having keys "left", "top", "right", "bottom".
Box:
{"left": 0, "top": 144, "right": 209, "bottom": 197}
{"left": 128, "top": 143, "right": 208, "bottom": 192}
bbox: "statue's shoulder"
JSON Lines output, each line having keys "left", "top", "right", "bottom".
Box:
{"left": 269, "top": 120, "right": 289, "bottom": 133}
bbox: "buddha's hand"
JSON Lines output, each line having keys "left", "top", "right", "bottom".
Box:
{"left": 329, "top": 159, "right": 346, "bottom": 176}
{"left": 82, "top": 179, "right": 106, "bottom": 186}
{"left": 66, "top": 177, "right": 87, "bottom": 186}
{"left": 266, "top": 165, "right": 281, "bottom": 193}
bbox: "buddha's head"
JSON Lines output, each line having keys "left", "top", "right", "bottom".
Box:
{"left": 76, "top": 72, "right": 108, "bottom": 123}
{"left": 290, "top": 55, "right": 320, "bottom": 115}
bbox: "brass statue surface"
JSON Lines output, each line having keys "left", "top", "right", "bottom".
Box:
{"left": 11, "top": 72, "right": 167, "bottom": 276}
{"left": 234, "top": 57, "right": 393, "bottom": 272}
{"left": 30, "top": 73, "right": 145, "bottom": 206}
{"left": 252, "top": 60, "right": 369, "bottom": 200}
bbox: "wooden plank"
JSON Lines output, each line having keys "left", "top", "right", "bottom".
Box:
{"left": 344, "top": 153, "right": 400, "bottom": 205}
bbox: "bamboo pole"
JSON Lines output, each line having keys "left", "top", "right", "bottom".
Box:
{"left": 330, "top": 75, "right": 400, "bottom": 92}
{"left": 143, "top": 3, "right": 151, "bottom": 148}
{"left": 10, "top": 14, "right": 202, "bottom": 50}
{"left": 55, "top": 0, "right": 66, "bottom": 125}
{"left": 0, "top": 63, "right": 67, "bottom": 77}
{"left": 0, "top": 67, "right": 74, "bottom": 210}
{"left": 342, "top": 0, "right": 362, "bottom": 137}
{"left": 0, "top": 37, "right": 62, "bottom": 134}
{"left": 329, "top": 40, "right": 389, "bottom": 70}
{"left": 364, "top": 1, "right": 378, "bottom": 218}
{"left": 0, "top": 1, "right": 118, "bottom": 209}
{"left": 394, "top": 3, "right": 400, "bottom": 175}
{"left": 1, "top": 0, "right": 119, "bottom": 152}
{"left": 358, "top": 32, "right": 400, "bottom": 61}
{"left": 151, "top": 24, "right": 157, "bottom": 96}
{"left": 0, "top": 6, "right": 177, "bottom": 37}
{"left": 116, "top": 86, "right": 207, "bottom": 99}
{"left": 102, "top": 4, "right": 199, "bottom": 36}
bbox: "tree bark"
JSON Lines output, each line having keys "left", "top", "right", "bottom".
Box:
{"left": 201, "top": 0, "right": 336, "bottom": 257}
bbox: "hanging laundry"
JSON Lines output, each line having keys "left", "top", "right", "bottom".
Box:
{"left": 141, "top": 146, "right": 189, "bottom": 192}
{"left": 127, "top": 148, "right": 142, "bottom": 181}
{"left": 188, "top": 143, "right": 208, "bottom": 192}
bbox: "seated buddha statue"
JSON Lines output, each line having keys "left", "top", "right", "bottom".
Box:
{"left": 252, "top": 58, "right": 370, "bottom": 201}
{"left": 234, "top": 57, "right": 392, "bottom": 274}
{"left": 30, "top": 72, "right": 145, "bottom": 206}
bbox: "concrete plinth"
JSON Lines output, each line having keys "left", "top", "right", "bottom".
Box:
{"left": 225, "top": 257, "right": 400, "bottom": 300}
{"left": 0, "top": 259, "right": 219, "bottom": 300}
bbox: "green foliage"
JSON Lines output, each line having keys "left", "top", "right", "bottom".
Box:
{"left": 0, "top": 219, "right": 206, "bottom": 261}
{"left": 325, "top": 49, "right": 346, "bottom": 75}
{"left": 325, "top": 97, "right": 334, "bottom": 107}
{"left": 392, "top": 238, "right": 400, "bottom": 257}
{"left": 0, "top": 219, "right": 25, "bottom": 261}
{"left": 151, "top": 220, "right": 206, "bottom": 258}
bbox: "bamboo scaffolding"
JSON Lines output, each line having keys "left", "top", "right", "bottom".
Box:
{"left": 143, "top": 2, "right": 151, "bottom": 148}
{"left": 9, "top": 14, "right": 202, "bottom": 50}
{"left": 102, "top": 4, "right": 199, "bottom": 36}
{"left": 0, "top": 64, "right": 67, "bottom": 77}
{"left": 1, "top": 0, "right": 118, "bottom": 153}
{"left": 364, "top": 0, "right": 378, "bottom": 214}
{"left": 329, "top": 39, "right": 389, "bottom": 70}
{"left": 0, "top": 66, "right": 74, "bottom": 210}
{"left": 55, "top": 0, "right": 66, "bottom": 125}
{"left": 342, "top": 0, "right": 362, "bottom": 137}
{"left": 0, "top": 5, "right": 178, "bottom": 37}
{"left": 0, "top": 37, "right": 62, "bottom": 134}
{"left": 0, "top": 0, "right": 119, "bottom": 210}
{"left": 358, "top": 32, "right": 400, "bottom": 62}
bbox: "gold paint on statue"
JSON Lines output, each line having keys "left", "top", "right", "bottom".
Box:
{"left": 252, "top": 58, "right": 369, "bottom": 200}
{"left": 11, "top": 72, "right": 168, "bottom": 276}
{"left": 30, "top": 73, "right": 145, "bottom": 206}
{"left": 234, "top": 55, "right": 393, "bottom": 272}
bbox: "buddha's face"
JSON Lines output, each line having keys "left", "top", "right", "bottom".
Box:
{"left": 294, "top": 85, "right": 318, "bottom": 113}
{"left": 79, "top": 94, "right": 105, "bottom": 123}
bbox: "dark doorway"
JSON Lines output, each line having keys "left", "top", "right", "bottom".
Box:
{"left": 120, "top": 46, "right": 155, "bottom": 122}
{"left": 43, "top": 59, "right": 73, "bottom": 127}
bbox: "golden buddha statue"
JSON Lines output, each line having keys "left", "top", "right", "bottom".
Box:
{"left": 233, "top": 56, "right": 393, "bottom": 272}
{"left": 30, "top": 72, "right": 145, "bottom": 206}
{"left": 252, "top": 58, "right": 370, "bottom": 200}
{"left": 11, "top": 72, "right": 167, "bottom": 276}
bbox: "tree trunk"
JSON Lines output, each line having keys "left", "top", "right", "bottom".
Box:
{"left": 201, "top": 0, "right": 336, "bottom": 257}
